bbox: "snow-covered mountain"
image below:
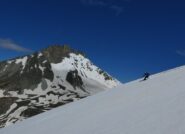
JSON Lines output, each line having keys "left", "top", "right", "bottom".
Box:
{"left": 0, "top": 45, "right": 120, "bottom": 128}
{"left": 1, "top": 65, "right": 185, "bottom": 134}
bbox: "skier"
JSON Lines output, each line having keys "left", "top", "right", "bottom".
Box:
{"left": 143, "top": 72, "right": 150, "bottom": 81}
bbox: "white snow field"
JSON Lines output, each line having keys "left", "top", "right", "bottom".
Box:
{"left": 1, "top": 65, "right": 185, "bottom": 134}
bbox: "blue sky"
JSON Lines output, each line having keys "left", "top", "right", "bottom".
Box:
{"left": 0, "top": 0, "right": 185, "bottom": 82}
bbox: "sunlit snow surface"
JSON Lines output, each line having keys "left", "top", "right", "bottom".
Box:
{"left": 1, "top": 65, "right": 185, "bottom": 134}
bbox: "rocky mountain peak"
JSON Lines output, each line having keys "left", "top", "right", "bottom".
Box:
{"left": 42, "top": 45, "right": 84, "bottom": 63}
{"left": 0, "top": 45, "right": 120, "bottom": 128}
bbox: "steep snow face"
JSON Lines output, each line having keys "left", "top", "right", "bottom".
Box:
{"left": 51, "top": 53, "right": 119, "bottom": 90}
{"left": 0, "top": 46, "right": 120, "bottom": 128}
{"left": 1, "top": 65, "right": 185, "bottom": 134}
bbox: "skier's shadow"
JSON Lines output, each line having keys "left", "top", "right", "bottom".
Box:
{"left": 139, "top": 79, "right": 148, "bottom": 82}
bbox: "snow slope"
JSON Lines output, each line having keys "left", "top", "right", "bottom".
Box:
{"left": 1, "top": 65, "right": 185, "bottom": 134}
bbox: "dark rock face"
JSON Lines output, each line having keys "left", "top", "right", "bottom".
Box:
{"left": 21, "top": 108, "right": 44, "bottom": 118}
{"left": 0, "top": 97, "right": 18, "bottom": 115}
{"left": 0, "top": 62, "right": 22, "bottom": 91}
{"left": 0, "top": 52, "right": 54, "bottom": 93}
{"left": 42, "top": 45, "right": 71, "bottom": 63}
{"left": 66, "top": 70, "right": 83, "bottom": 89}
{"left": 42, "top": 45, "right": 84, "bottom": 63}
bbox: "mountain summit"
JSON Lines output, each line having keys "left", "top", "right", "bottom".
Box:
{"left": 0, "top": 45, "right": 120, "bottom": 128}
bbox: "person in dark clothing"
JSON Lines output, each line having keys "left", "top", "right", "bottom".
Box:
{"left": 143, "top": 72, "right": 150, "bottom": 81}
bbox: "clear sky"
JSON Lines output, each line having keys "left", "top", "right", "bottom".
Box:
{"left": 0, "top": 0, "right": 185, "bottom": 82}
